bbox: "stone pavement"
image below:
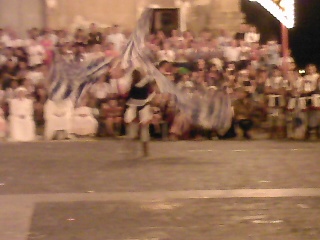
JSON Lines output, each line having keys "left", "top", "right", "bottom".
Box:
{"left": 0, "top": 140, "right": 320, "bottom": 240}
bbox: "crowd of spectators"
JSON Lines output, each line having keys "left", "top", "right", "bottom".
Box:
{"left": 0, "top": 22, "right": 319, "bottom": 142}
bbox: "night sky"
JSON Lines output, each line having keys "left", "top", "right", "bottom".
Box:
{"left": 241, "top": 0, "right": 320, "bottom": 68}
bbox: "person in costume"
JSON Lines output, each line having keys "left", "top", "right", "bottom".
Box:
{"left": 286, "top": 62, "right": 306, "bottom": 140}
{"left": 8, "top": 87, "right": 36, "bottom": 142}
{"left": 265, "top": 67, "right": 288, "bottom": 139}
{"left": 71, "top": 96, "right": 98, "bottom": 137}
{"left": 302, "top": 64, "right": 320, "bottom": 139}
{"left": 124, "top": 68, "right": 154, "bottom": 157}
{"left": 44, "top": 98, "right": 74, "bottom": 140}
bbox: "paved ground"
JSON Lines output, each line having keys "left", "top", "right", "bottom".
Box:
{"left": 0, "top": 140, "right": 320, "bottom": 240}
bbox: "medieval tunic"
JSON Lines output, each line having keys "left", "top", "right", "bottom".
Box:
{"left": 124, "top": 77, "right": 154, "bottom": 124}
{"left": 44, "top": 99, "right": 74, "bottom": 140}
{"left": 9, "top": 98, "right": 36, "bottom": 142}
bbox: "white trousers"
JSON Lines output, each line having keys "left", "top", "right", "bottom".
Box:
{"left": 127, "top": 122, "right": 150, "bottom": 142}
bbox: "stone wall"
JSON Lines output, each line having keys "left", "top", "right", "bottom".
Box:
{"left": 0, "top": 0, "right": 243, "bottom": 36}
{"left": 0, "top": 0, "right": 45, "bottom": 37}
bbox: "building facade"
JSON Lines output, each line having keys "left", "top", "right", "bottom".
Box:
{"left": 0, "top": 0, "right": 243, "bottom": 36}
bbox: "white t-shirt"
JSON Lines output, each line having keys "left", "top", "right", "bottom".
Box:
{"left": 27, "top": 44, "right": 46, "bottom": 67}
{"left": 244, "top": 32, "right": 260, "bottom": 44}
{"left": 107, "top": 33, "right": 126, "bottom": 52}
{"left": 25, "top": 71, "right": 45, "bottom": 85}
{"left": 157, "top": 49, "right": 176, "bottom": 62}
{"left": 224, "top": 46, "right": 240, "bottom": 62}
{"left": 303, "top": 73, "right": 319, "bottom": 92}
{"left": 0, "top": 34, "right": 11, "bottom": 46}
{"left": 90, "top": 82, "right": 110, "bottom": 99}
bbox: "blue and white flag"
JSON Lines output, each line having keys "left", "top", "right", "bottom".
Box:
{"left": 120, "top": 8, "right": 233, "bottom": 134}
{"left": 48, "top": 54, "right": 113, "bottom": 103}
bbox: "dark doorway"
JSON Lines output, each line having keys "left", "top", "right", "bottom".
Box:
{"left": 151, "top": 8, "right": 179, "bottom": 36}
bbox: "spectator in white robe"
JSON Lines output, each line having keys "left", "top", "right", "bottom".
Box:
{"left": 44, "top": 98, "right": 74, "bottom": 140}
{"left": 8, "top": 87, "right": 36, "bottom": 142}
{"left": 71, "top": 97, "right": 98, "bottom": 136}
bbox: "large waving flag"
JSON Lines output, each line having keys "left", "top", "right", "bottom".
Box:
{"left": 120, "top": 8, "right": 233, "bottom": 133}
{"left": 48, "top": 8, "right": 232, "bottom": 134}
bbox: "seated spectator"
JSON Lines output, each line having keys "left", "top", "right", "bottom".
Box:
{"left": 0, "top": 108, "right": 6, "bottom": 139}
{"left": 1, "top": 59, "right": 19, "bottom": 89}
{"left": 71, "top": 97, "right": 98, "bottom": 137}
{"left": 101, "top": 98, "right": 123, "bottom": 136}
{"left": 233, "top": 88, "right": 254, "bottom": 139}
{"left": 8, "top": 87, "right": 36, "bottom": 142}
{"left": 44, "top": 98, "right": 74, "bottom": 140}
{"left": 33, "top": 86, "right": 48, "bottom": 126}
{"left": 5, "top": 80, "right": 19, "bottom": 101}
{"left": 104, "top": 42, "right": 120, "bottom": 58}
{"left": 25, "top": 65, "right": 45, "bottom": 86}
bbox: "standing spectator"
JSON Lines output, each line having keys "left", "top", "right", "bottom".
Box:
{"left": 223, "top": 40, "right": 240, "bottom": 65}
{"left": 26, "top": 39, "right": 45, "bottom": 68}
{"left": 73, "top": 28, "right": 88, "bottom": 46}
{"left": 234, "top": 23, "right": 248, "bottom": 41}
{"left": 88, "top": 23, "right": 103, "bottom": 46}
{"left": 244, "top": 25, "right": 260, "bottom": 44}
{"left": 40, "top": 30, "right": 55, "bottom": 66}
{"left": 8, "top": 87, "right": 36, "bottom": 142}
{"left": 157, "top": 42, "right": 176, "bottom": 63}
{"left": 302, "top": 64, "right": 320, "bottom": 139}
{"left": 107, "top": 25, "right": 126, "bottom": 52}
{"left": 233, "top": 88, "right": 254, "bottom": 139}
{"left": 1, "top": 59, "right": 19, "bottom": 90}
{"left": 265, "top": 67, "right": 287, "bottom": 138}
